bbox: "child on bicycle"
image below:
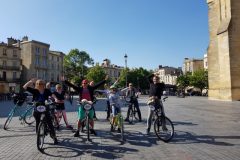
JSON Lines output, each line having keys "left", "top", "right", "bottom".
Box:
{"left": 52, "top": 84, "right": 73, "bottom": 129}
{"left": 108, "top": 84, "right": 124, "bottom": 132}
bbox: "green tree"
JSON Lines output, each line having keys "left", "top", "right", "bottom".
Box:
{"left": 118, "top": 67, "right": 150, "bottom": 91}
{"left": 190, "top": 69, "right": 208, "bottom": 94}
{"left": 63, "top": 49, "right": 94, "bottom": 83}
{"left": 176, "top": 74, "right": 190, "bottom": 91}
{"left": 86, "top": 64, "right": 107, "bottom": 84}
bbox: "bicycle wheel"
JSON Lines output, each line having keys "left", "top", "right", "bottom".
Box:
{"left": 154, "top": 116, "right": 174, "bottom": 142}
{"left": 4, "top": 110, "right": 14, "bottom": 130}
{"left": 133, "top": 107, "right": 139, "bottom": 121}
{"left": 119, "top": 115, "right": 125, "bottom": 141}
{"left": 86, "top": 116, "right": 90, "bottom": 141}
{"left": 37, "top": 122, "right": 45, "bottom": 151}
{"left": 24, "top": 107, "right": 35, "bottom": 125}
{"left": 128, "top": 107, "right": 134, "bottom": 124}
{"left": 52, "top": 114, "right": 59, "bottom": 129}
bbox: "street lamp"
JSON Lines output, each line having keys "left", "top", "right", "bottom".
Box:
{"left": 124, "top": 54, "right": 128, "bottom": 87}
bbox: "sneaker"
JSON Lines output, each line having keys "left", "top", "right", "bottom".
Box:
{"left": 145, "top": 128, "right": 150, "bottom": 135}
{"left": 139, "top": 119, "right": 142, "bottom": 122}
{"left": 110, "top": 125, "right": 114, "bottom": 132}
{"left": 124, "top": 118, "right": 129, "bottom": 122}
{"left": 117, "top": 128, "right": 121, "bottom": 133}
{"left": 53, "top": 138, "right": 58, "bottom": 145}
{"left": 74, "top": 131, "right": 80, "bottom": 137}
{"left": 90, "top": 129, "right": 97, "bottom": 136}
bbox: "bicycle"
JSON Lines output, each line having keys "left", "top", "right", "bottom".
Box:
{"left": 77, "top": 99, "right": 96, "bottom": 141}
{"left": 37, "top": 100, "right": 57, "bottom": 151}
{"left": 151, "top": 97, "right": 174, "bottom": 142}
{"left": 125, "top": 97, "right": 139, "bottom": 124}
{"left": 110, "top": 105, "right": 125, "bottom": 142}
{"left": 4, "top": 93, "right": 35, "bottom": 130}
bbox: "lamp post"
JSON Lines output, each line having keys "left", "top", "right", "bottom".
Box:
{"left": 124, "top": 54, "right": 128, "bottom": 87}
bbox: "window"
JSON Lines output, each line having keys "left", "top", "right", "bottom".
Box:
{"left": 35, "top": 56, "right": 40, "bottom": 66}
{"left": 3, "top": 48, "right": 7, "bottom": 55}
{"left": 13, "top": 50, "right": 17, "bottom": 57}
{"left": 35, "top": 47, "right": 40, "bottom": 55}
{"left": 43, "top": 48, "right": 47, "bottom": 56}
{"left": 13, "top": 72, "right": 17, "bottom": 80}
{"left": 3, "top": 60, "right": 7, "bottom": 66}
{"left": 57, "top": 57, "right": 59, "bottom": 62}
{"left": 12, "top": 61, "right": 17, "bottom": 67}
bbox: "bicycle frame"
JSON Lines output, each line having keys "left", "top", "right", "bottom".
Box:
{"left": 4, "top": 101, "right": 34, "bottom": 130}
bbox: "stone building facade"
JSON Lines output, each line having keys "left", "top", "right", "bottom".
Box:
{"left": 206, "top": 0, "right": 240, "bottom": 100}
{"left": 0, "top": 39, "right": 21, "bottom": 93}
{"left": 101, "top": 59, "right": 123, "bottom": 81}
{"left": 156, "top": 65, "right": 182, "bottom": 85}
{"left": 20, "top": 36, "right": 49, "bottom": 82}
{"left": 48, "top": 51, "right": 64, "bottom": 82}
{"left": 182, "top": 58, "right": 204, "bottom": 75}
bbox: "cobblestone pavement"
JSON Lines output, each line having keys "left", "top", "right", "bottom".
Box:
{"left": 0, "top": 96, "right": 240, "bottom": 160}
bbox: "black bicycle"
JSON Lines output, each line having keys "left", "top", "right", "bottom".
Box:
{"left": 125, "top": 97, "right": 139, "bottom": 124}
{"left": 152, "top": 97, "right": 174, "bottom": 142}
{"left": 36, "top": 100, "right": 56, "bottom": 151}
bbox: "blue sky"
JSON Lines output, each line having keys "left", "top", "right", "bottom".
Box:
{"left": 0, "top": 0, "right": 209, "bottom": 70}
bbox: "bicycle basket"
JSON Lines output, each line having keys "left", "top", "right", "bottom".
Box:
{"left": 125, "top": 97, "right": 131, "bottom": 103}
{"left": 13, "top": 94, "right": 26, "bottom": 106}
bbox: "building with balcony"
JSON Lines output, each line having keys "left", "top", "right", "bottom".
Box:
{"left": 48, "top": 51, "right": 64, "bottom": 82}
{"left": 156, "top": 65, "right": 182, "bottom": 85}
{"left": 101, "top": 59, "right": 123, "bottom": 81}
{"left": 13, "top": 36, "right": 65, "bottom": 83}
{"left": 182, "top": 58, "right": 204, "bottom": 75}
{"left": 0, "top": 38, "right": 22, "bottom": 93}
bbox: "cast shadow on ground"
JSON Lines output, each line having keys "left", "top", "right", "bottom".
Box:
{"left": 41, "top": 137, "right": 138, "bottom": 159}
{"left": 171, "top": 130, "right": 238, "bottom": 146}
{"left": 172, "top": 121, "right": 198, "bottom": 126}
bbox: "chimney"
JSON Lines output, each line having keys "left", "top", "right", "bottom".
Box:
{"left": 7, "top": 37, "right": 17, "bottom": 46}
{"left": 22, "top": 36, "right": 28, "bottom": 41}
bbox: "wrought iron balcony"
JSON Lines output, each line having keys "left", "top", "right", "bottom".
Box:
{"left": 0, "top": 65, "right": 21, "bottom": 70}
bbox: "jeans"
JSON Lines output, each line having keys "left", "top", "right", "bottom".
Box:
{"left": 146, "top": 100, "right": 165, "bottom": 130}
{"left": 126, "top": 99, "right": 142, "bottom": 120}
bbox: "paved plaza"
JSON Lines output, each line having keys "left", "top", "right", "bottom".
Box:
{"left": 0, "top": 96, "right": 240, "bottom": 160}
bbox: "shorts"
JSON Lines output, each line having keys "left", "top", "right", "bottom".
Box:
{"left": 111, "top": 105, "right": 121, "bottom": 116}
{"left": 78, "top": 105, "right": 94, "bottom": 120}
{"left": 55, "top": 103, "right": 65, "bottom": 110}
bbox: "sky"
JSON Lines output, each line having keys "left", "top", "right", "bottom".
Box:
{"left": 0, "top": 0, "right": 209, "bottom": 70}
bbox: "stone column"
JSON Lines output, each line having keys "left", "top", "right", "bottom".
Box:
{"left": 207, "top": 0, "right": 240, "bottom": 100}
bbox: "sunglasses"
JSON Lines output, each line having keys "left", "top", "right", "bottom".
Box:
{"left": 37, "top": 83, "right": 45, "bottom": 86}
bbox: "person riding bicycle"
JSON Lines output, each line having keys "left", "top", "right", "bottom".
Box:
{"left": 52, "top": 84, "right": 73, "bottom": 129}
{"left": 124, "top": 83, "right": 142, "bottom": 122}
{"left": 108, "top": 84, "right": 122, "bottom": 132}
{"left": 146, "top": 73, "right": 166, "bottom": 135}
{"left": 89, "top": 81, "right": 98, "bottom": 121}
{"left": 23, "top": 78, "right": 58, "bottom": 144}
{"left": 62, "top": 75, "right": 108, "bottom": 137}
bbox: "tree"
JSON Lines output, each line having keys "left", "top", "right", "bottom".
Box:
{"left": 118, "top": 67, "right": 151, "bottom": 91}
{"left": 190, "top": 69, "right": 208, "bottom": 94}
{"left": 86, "top": 64, "right": 107, "bottom": 85}
{"left": 176, "top": 74, "right": 190, "bottom": 91}
{"left": 63, "top": 49, "right": 94, "bottom": 83}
